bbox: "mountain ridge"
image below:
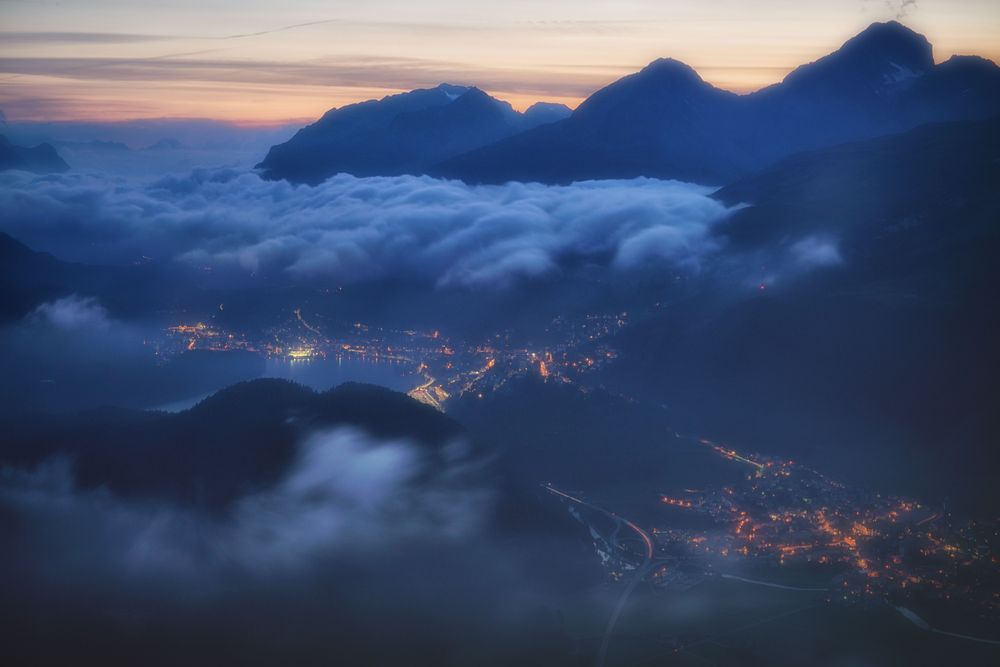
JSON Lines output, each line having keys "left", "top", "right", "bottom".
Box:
{"left": 256, "top": 84, "right": 571, "bottom": 183}
{"left": 435, "top": 21, "right": 1000, "bottom": 184}
{"left": 0, "top": 134, "right": 70, "bottom": 173}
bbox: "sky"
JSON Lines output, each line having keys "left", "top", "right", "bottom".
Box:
{"left": 0, "top": 0, "right": 998, "bottom": 123}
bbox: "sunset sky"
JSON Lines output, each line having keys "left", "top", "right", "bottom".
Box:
{"left": 1, "top": 0, "right": 998, "bottom": 123}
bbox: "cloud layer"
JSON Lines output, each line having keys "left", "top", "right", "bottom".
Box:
{"left": 0, "top": 169, "right": 735, "bottom": 288}
{"left": 0, "top": 427, "right": 487, "bottom": 576}
{"left": 0, "top": 422, "right": 587, "bottom": 664}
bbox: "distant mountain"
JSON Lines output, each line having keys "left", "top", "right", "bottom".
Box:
{"left": 256, "top": 84, "right": 571, "bottom": 183}
{"left": 2, "top": 118, "right": 300, "bottom": 152}
{"left": 437, "top": 22, "right": 1000, "bottom": 184}
{"left": 143, "top": 137, "right": 185, "bottom": 150}
{"left": 0, "top": 134, "right": 69, "bottom": 173}
{"left": 0, "top": 232, "right": 93, "bottom": 322}
{"left": 0, "top": 231, "right": 173, "bottom": 323}
{"left": 0, "top": 379, "right": 465, "bottom": 509}
{"left": 53, "top": 139, "right": 129, "bottom": 152}
{"left": 521, "top": 101, "right": 573, "bottom": 127}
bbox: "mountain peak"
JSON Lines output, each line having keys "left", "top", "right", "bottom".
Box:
{"left": 775, "top": 21, "right": 934, "bottom": 96}
{"left": 0, "top": 134, "right": 70, "bottom": 174}
{"left": 449, "top": 87, "right": 517, "bottom": 118}
{"left": 637, "top": 58, "right": 706, "bottom": 85}
{"left": 434, "top": 83, "right": 471, "bottom": 99}
{"left": 836, "top": 21, "right": 934, "bottom": 72}
{"left": 455, "top": 86, "right": 491, "bottom": 102}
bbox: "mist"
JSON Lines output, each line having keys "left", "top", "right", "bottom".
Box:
{"left": 0, "top": 422, "right": 594, "bottom": 666}
{"left": 0, "top": 168, "right": 736, "bottom": 289}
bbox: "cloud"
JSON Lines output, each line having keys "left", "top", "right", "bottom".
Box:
{"left": 0, "top": 53, "right": 605, "bottom": 101}
{"left": 0, "top": 169, "right": 735, "bottom": 289}
{"left": 228, "top": 429, "right": 488, "bottom": 570}
{"left": 790, "top": 235, "right": 842, "bottom": 268}
{"left": 889, "top": 0, "right": 919, "bottom": 20}
{"left": 0, "top": 427, "right": 488, "bottom": 576}
{"left": 0, "top": 31, "right": 172, "bottom": 45}
{"left": 0, "top": 425, "right": 581, "bottom": 663}
{"left": 862, "top": 0, "right": 919, "bottom": 21}
{"left": 31, "top": 295, "right": 111, "bottom": 331}
{"left": 0, "top": 295, "right": 262, "bottom": 415}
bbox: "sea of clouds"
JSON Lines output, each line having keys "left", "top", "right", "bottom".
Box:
{"left": 0, "top": 168, "right": 736, "bottom": 288}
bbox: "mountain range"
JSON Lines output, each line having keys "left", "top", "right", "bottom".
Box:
{"left": 0, "top": 379, "right": 463, "bottom": 509}
{"left": 257, "top": 85, "right": 571, "bottom": 183}
{"left": 0, "top": 134, "right": 69, "bottom": 173}
{"left": 259, "top": 21, "right": 1000, "bottom": 185}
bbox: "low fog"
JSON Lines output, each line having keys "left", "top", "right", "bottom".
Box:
{"left": 0, "top": 422, "right": 594, "bottom": 665}
{"left": 0, "top": 168, "right": 738, "bottom": 288}
{"left": 0, "top": 295, "right": 263, "bottom": 415}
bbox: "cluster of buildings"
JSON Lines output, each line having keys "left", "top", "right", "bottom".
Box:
{"left": 645, "top": 439, "right": 1000, "bottom": 626}
{"left": 156, "top": 306, "right": 630, "bottom": 409}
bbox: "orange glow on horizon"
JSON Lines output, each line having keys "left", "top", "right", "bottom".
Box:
{"left": 2, "top": 2, "right": 998, "bottom": 124}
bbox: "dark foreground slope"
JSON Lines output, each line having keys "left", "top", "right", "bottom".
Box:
{"left": 607, "top": 116, "right": 1000, "bottom": 509}
{"left": 0, "top": 379, "right": 462, "bottom": 510}
{"left": 0, "top": 379, "right": 601, "bottom": 667}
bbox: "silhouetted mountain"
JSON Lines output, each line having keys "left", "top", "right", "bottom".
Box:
{"left": 521, "top": 101, "right": 573, "bottom": 126}
{"left": 0, "top": 134, "right": 69, "bottom": 173}
{"left": 440, "top": 58, "right": 749, "bottom": 184}
{"left": 0, "top": 232, "right": 93, "bottom": 322}
{"left": 0, "top": 379, "right": 464, "bottom": 510}
{"left": 0, "top": 231, "right": 180, "bottom": 323}
{"left": 257, "top": 85, "right": 570, "bottom": 183}
{"left": 437, "top": 22, "right": 1000, "bottom": 184}
{"left": 53, "top": 139, "right": 129, "bottom": 151}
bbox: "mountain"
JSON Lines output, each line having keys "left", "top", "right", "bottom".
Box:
{"left": 606, "top": 115, "right": 1000, "bottom": 509}
{"left": 521, "top": 101, "right": 573, "bottom": 127}
{"left": 437, "top": 22, "right": 1000, "bottom": 185}
{"left": 714, "top": 115, "right": 1000, "bottom": 250}
{"left": 0, "top": 232, "right": 95, "bottom": 322}
{"left": 52, "top": 139, "right": 129, "bottom": 152}
{"left": 0, "top": 379, "right": 465, "bottom": 510}
{"left": 0, "top": 231, "right": 183, "bottom": 324}
{"left": 0, "top": 134, "right": 69, "bottom": 173}
{"left": 256, "top": 84, "right": 570, "bottom": 183}
{"left": 438, "top": 58, "right": 750, "bottom": 184}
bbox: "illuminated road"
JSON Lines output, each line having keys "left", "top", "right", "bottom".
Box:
{"left": 543, "top": 485, "right": 653, "bottom": 559}
{"left": 292, "top": 308, "right": 323, "bottom": 337}
{"left": 407, "top": 368, "right": 443, "bottom": 410}
{"left": 543, "top": 484, "right": 654, "bottom": 667}
{"left": 915, "top": 512, "right": 941, "bottom": 526}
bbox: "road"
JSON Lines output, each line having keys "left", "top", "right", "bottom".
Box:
{"left": 407, "top": 369, "right": 442, "bottom": 410}
{"left": 720, "top": 573, "right": 828, "bottom": 592}
{"left": 543, "top": 484, "right": 655, "bottom": 667}
{"left": 895, "top": 607, "right": 1000, "bottom": 646}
